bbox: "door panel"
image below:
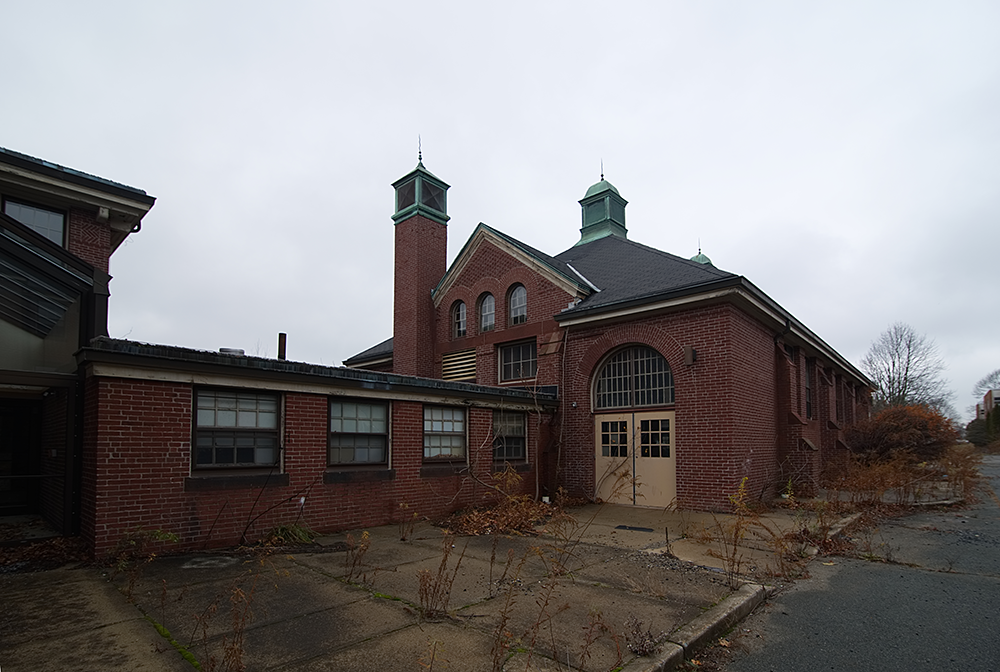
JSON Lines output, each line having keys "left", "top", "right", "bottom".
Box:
{"left": 594, "top": 411, "right": 675, "bottom": 508}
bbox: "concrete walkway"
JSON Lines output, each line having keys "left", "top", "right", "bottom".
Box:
{"left": 0, "top": 503, "right": 818, "bottom": 672}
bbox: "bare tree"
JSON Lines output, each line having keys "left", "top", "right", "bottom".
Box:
{"left": 972, "top": 368, "right": 1000, "bottom": 397}
{"left": 861, "top": 322, "right": 953, "bottom": 412}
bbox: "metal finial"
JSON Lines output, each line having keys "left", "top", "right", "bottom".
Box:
{"left": 418, "top": 135, "right": 422, "bottom": 163}
{"left": 600, "top": 159, "right": 604, "bottom": 181}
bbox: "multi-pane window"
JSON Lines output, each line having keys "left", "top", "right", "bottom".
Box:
{"left": 329, "top": 400, "right": 388, "bottom": 465}
{"left": 493, "top": 410, "right": 526, "bottom": 461}
{"left": 600, "top": 420, "right": 628, "bottom": 457}
{"left": 595, "top": 346, "right": 674, "bottom": 410}
{"left": 453, "top": 301, "right": 466, "bottom": 338}
{"left": 508, "top": 285, "right": 527, "bottom": 325}
{"left": 195, "top": 390, "right": 279, "bottom": 468}
{"left": 500, "top": 340, "right": 537, "bottom": 382}
{"left": 805, "top": 359, "right": 814, "bottom": 419}
{"left": 3, "top": 200, "right": 65, "bottom": 246}
{"left": 479, "top": 293, "right": 495, "bottom": 332}
{"left": 423, "top": 406, "right": 466, "bottom": 460}
{"left": 639, "top": 418, "right": 670, "bottom": 458}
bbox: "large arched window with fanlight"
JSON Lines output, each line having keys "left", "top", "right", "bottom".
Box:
{"left": 594, "top": 346, "right": 674, "bottom": 410}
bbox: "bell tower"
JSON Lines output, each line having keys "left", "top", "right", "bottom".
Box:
{"left": 391, "top": 156, "right": 450, "bottom": 377}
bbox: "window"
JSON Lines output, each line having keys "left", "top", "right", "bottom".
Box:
{"left": 329, "top": 400, "right": 388, "bottom": 465}
{"left": 805, "top": 359, "right": 814, "bottom": 419}
{"left": 508, "top": 284, "right": 527, "bottom": 325}
{"left": 639, "top": 418, "right": 670, "bottom": 458}
{"left": 600, "top": 420, "right": 628, "bottom": 457}
{"left": 493, "top": 410, "right": 526, "bottom": 461}
{"left": 421, "top": 181, "right": 446, "bottom": 212}
{"left": 594, "top": 346, "right": 674, "bottom": 410}
{"left": 500, "top": 340, "right": 537, "bottom": 382}
{"left": 479, "top": 293, "right": 495, "bottom": 332}
{"left": 195, "top": 390, "right": 279, "bottom": 468}
{"left": 423, "top": 406, "right": 466, "bottom": 460}
{"left": 396, "top": 178, "right": 416, "bottom": 211}
{"left": 3, "top": 199, "right": 65, "bottom": 246}
{"left": 452, "top": 301, "right": 466, "bottom": 338}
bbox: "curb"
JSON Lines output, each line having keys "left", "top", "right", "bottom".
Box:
{"left": 620, "top": 583, "right": 769, "bottom": 672}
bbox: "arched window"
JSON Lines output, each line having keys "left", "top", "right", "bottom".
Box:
{"left": 479, "top": 293, "right": 495, "bottom": 332}
{"left": 508, "top": 284, "right": 527, "bottom": 325}
{"left": 452, "top": 301, "right": 466, "bottom": 338}
{"left": 594, "top": 346, "right": 674, "bottom": 410}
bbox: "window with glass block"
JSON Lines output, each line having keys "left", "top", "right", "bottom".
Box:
{"left": 423, "top": 406, "right": 466, "bottom": 460}
{"left": 195, "top": 390, "right": 279, "bottom": 468}
{"left": 329, "top": 400, "right": 389, "bottom": 465}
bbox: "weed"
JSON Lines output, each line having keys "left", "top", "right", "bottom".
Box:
{"left": 109, "top": 528, "right": 179, "bottom": 600}
{"left": 624, "top": 616, "right": 664, "bottom": 656}
{"left": 417, "top": 534, "right": 467, "bottom": 619}
{"left": 579, "top": 609, "right": 623, "bottom": 670}
{"left": 398, "top": 502, "right": 419, "bottom": 541}
{"left": 265, "top": 523, "right": 317, "bottom": 546}
{"left": 343, "top": 530, "right": 372, "bottom": 585}
{"left": 418, "top": 639, "right": 450, "bottom": 670}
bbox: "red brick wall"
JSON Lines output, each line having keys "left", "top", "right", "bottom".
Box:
{"left": 81, "top": 376, "right": 542, "bottom": 557}
{"left": 561, "top": 304, "right": 783, "bottom": 511}
{"left": 67, "top": 207, "right": 111, "bottom": 272}
{"left": 433, "top": 238, "right": 576, "bottom": 387}
{"left": 393, "top": 214, "right": 447, "bottom": 377}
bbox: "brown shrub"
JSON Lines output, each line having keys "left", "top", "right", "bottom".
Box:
{"left": 844, "top": 404, "right": 959, "bottom": 462}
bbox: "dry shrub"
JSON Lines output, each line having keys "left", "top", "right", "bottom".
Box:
{"left": 444, "top": 466, "right": 554, "bottom": 535}
{"left": 938, "top": 443, "right": 983, "bottom": 498}
{"left": 845, "top": 404, "right": 959, "bottom": 462}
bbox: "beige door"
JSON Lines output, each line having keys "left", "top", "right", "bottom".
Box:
{"left": 594, "top": 410, "right": 675, "bottom": 508}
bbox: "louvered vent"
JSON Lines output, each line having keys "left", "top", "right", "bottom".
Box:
{"left": 442, "top": 348, "right": 477, "bottom": 381}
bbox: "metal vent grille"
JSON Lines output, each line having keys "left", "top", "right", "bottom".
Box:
{"left": 442, "top": 348, "right": 477, "bottom": 381}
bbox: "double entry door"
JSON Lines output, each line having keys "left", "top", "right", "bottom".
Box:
{"left": 594, "top": 410, "right": 675, "bottom": 508}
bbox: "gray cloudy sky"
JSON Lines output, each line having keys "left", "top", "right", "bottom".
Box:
{"left": 6, "top": 1, "right": 999, "bottom": 419}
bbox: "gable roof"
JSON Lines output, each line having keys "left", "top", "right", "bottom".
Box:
{"left": 342, "top": 336, "right": 394, "bottom": 367}
{"left": 431, "top": 223, "right": 592, "bottom": 306}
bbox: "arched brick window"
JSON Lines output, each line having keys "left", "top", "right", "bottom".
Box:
{"left": 452, "top": 301, "right": 466, "bottom": 338}
{"left": 479, "top": 293, "right": 495, "bottom": 332}
{"left": 594, "top": 346, "right": 674, "bottom": 410}
{"left": 508, "top": 284, "right": 526, "bottom": 325}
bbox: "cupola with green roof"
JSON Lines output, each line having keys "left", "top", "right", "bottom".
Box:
{"left": 690, "top": 245, "right": 713, "bottom": 265}
{"left": 576, "top": 175, "right": 627, "bottom": 246}
{"left": 391, "top": 154, "right": 450, "bottom": 226}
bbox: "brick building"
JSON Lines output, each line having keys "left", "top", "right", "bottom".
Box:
{"left": 0, "top": 147, "right": 154, "bottom": 534}
{"left": 347, "top": 160, "right": 872, "bottom": 510}
{"left": 2, "top": 149, "right": 870, "bottom": 557}
{"left": 2, "top": 149, "right": 556, "bottom": 556}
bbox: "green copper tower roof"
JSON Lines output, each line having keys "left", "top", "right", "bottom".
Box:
{"left": 690, "top": 247, "right": 713, "bottom": 265}
{"left": 576, "top": 176, "right": 628, "bottom": 246}
{"left": 391, "top": 158, "right": 450, "bottom": 226}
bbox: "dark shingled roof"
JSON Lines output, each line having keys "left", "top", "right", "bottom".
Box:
{"left": 553, "top": 235, "right": 737, "bottom": 315}
{"left": 0, "top": 146, "right": 155, "bottom": 204}
{"left": 343, "top": 336, "right": 394, "bottom": 365}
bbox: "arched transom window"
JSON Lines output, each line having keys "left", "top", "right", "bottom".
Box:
{"left": 452, "top": 301, "right": 466, "bottom": 338}
{"left": 508, "top": 284, "right": 527, "bottom": 325}
{"left": 594, "top": 346, "right": 674, "bottom": 410}
{"left": 479, "top": 293, "right": 495, "bottom": 332}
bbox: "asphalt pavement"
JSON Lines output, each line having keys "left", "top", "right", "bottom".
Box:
{"left": 723, "top": 454, "right": 1000, "bottom": 672}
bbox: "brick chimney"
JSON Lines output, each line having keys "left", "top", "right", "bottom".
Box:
{"left": 390, "top": 159, "right": 449, "bottom": 377}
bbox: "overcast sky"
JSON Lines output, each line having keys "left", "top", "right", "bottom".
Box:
{"left": 6, "top": 1, "right": 998, "bottom": 420}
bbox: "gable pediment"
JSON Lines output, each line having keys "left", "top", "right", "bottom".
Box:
{"left": 432, "top": 224, "right": 591, "bottom": 308}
